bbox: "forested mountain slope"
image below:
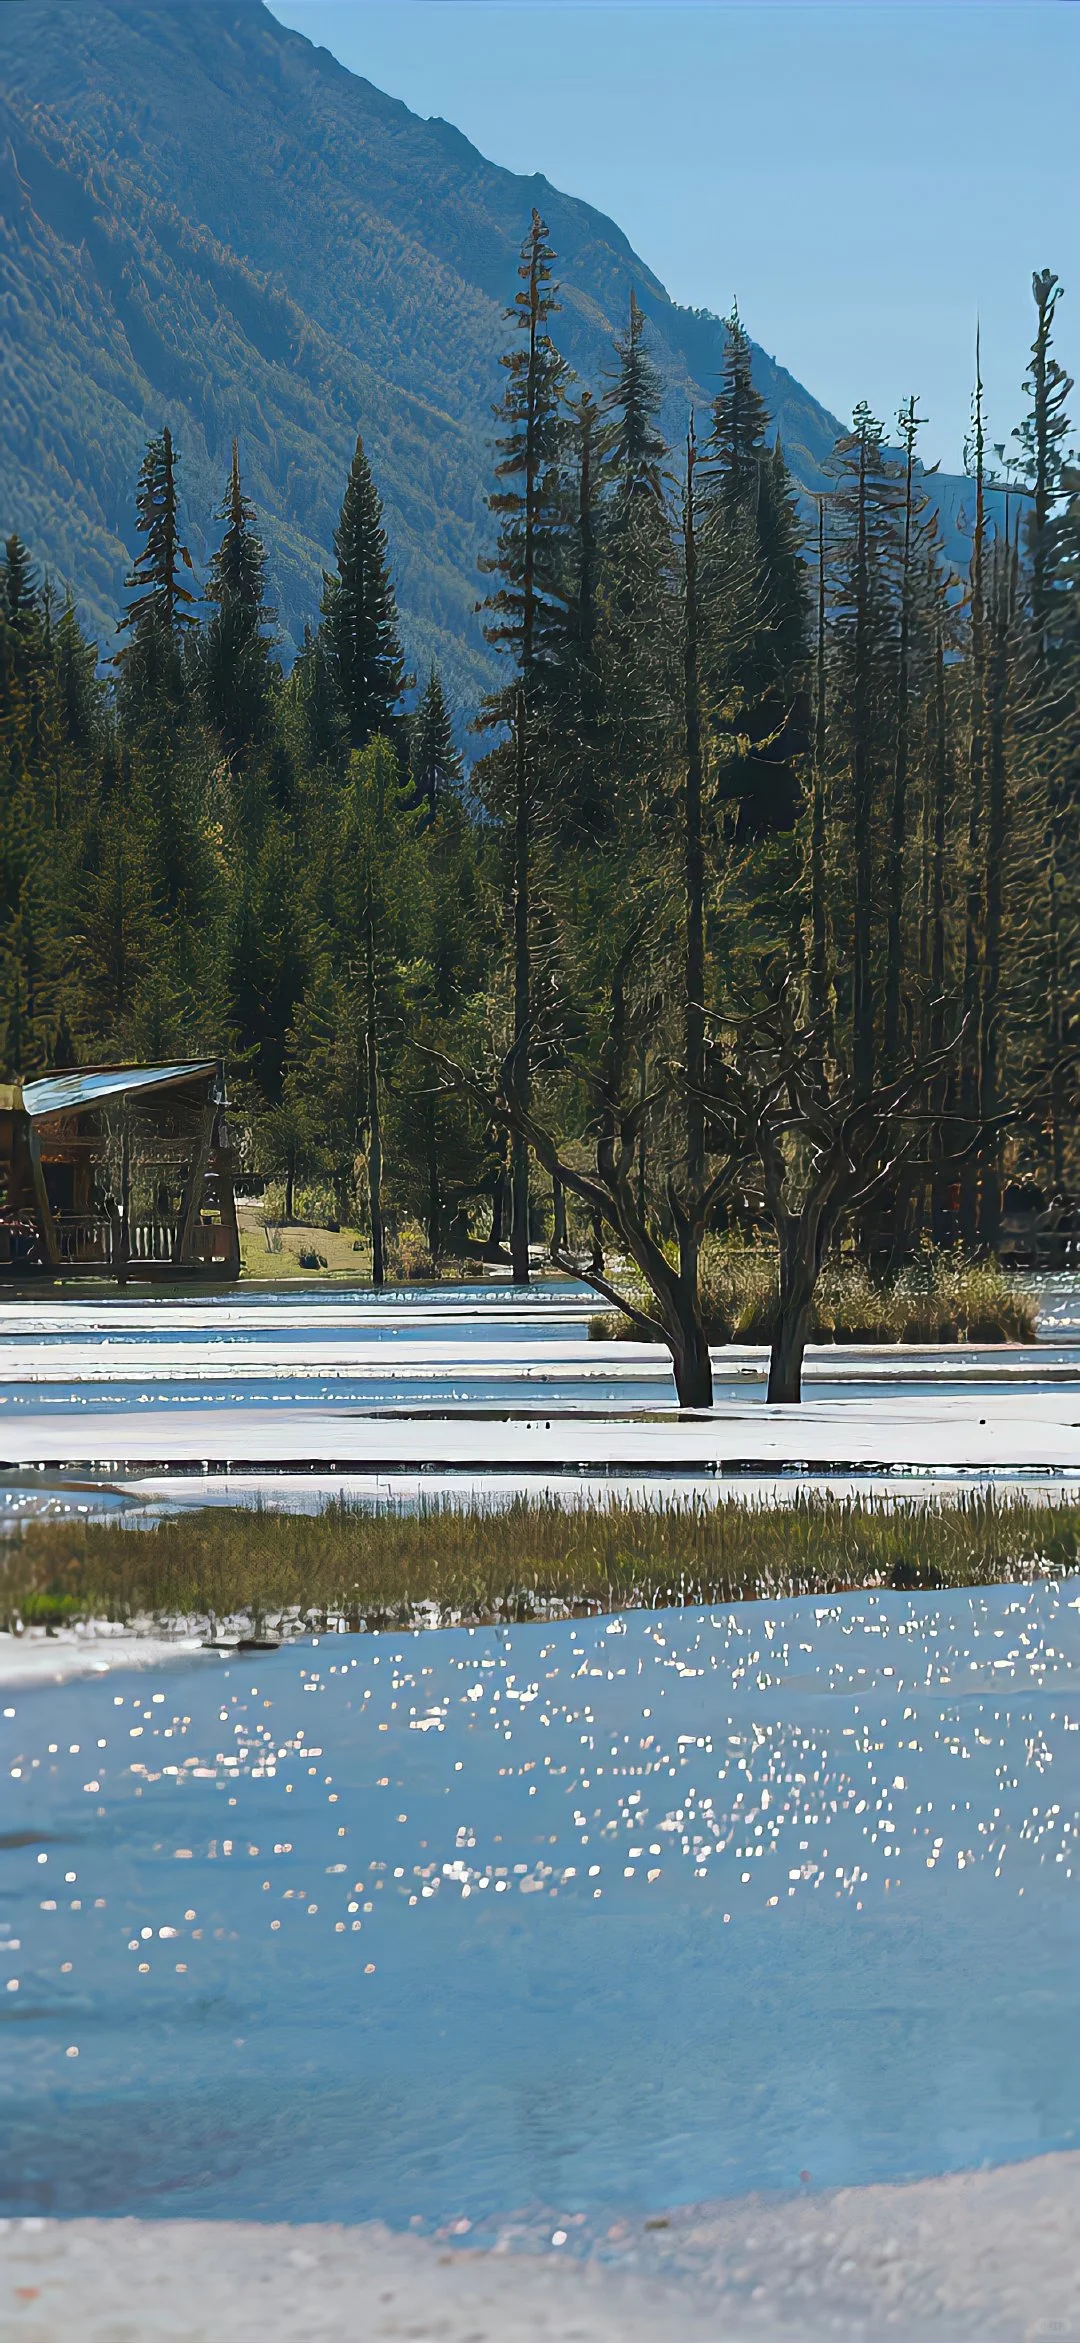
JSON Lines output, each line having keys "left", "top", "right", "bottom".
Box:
{"left": 0, "top": 0, "right": 968, "bottom": 698}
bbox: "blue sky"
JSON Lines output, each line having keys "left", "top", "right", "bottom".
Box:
{"left": 267, "top": 0, "right": 1079, "bottom": 475}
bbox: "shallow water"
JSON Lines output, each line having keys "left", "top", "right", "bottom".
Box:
{"left": 2, "top": 1581, "right": 1079, "bottom": 2231}
{"left": 5, "top": 1280, "right": 1080, "bottom": 1524}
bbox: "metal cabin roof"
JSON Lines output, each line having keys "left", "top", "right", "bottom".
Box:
{"left": 22, "top": 1061, "right": 221, "bottom": 1121}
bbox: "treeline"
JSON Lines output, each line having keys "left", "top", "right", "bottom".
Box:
{"left": 2, "top": 222, "right": 1079, "bottom": 1382}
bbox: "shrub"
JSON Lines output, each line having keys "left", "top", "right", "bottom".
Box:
{"left": 386, "top": 1217, "right": 436, "bottom": 1282}
{"left": 591, "top": 1241, "right": 1037, "bottom": 1346}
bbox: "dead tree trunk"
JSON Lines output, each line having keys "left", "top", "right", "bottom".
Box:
{"left": 767, "top": 1252, "right": 818, "bottom": 1404}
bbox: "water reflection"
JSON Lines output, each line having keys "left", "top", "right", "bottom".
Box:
{"left": 2, "top": 1580, "right": 1079, "bottom": 2232}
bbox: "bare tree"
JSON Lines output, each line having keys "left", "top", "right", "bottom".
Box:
{"left": 427, "top": 927, "right": 736, "bottom": 1408}
{"left": 686, "top": 972, "right": 976, "bottom": 1402}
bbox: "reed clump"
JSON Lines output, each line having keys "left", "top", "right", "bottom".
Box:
{"left": 1, "top": 1490, "right": 1075, "bottom": 1638}
{"left": 592, "top": 1242, "right": 1037, "bottom": 1346}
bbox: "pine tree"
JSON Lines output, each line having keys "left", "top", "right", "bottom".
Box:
{"left": 828, "top": 401, "right": 905, "bottom": 1096}
{"left": 77, "top": 740, "right": 155, "bottom": 1044}
{"left": 1013, "top": 275, "right": 1074, "bottom": 1188}
{"left": 320, "top": 430, "right": 407, "bottom": 752}
{"left": 478, "top": 207, "right": 569, "bottom": 1280}
{"left": 226, "top": 819, "right": 310, "bottom": 1101}
{"left": 1013, "top": 270, "right": 1073, "bottom": 659}
{"left": 710, "top": 304, "right": 772, "bottom": 516}
{"left": 977, "top": 531, "right": 1020, "bottom": 1246}
{"left": 597, "top": 296, "right": 674, "bottom": 808}
{"left": 479, "top": 208, "right": 568, "bottom": 706}
{"left": 117, "top": 427, "right": 198, "bottom": 648}
{"left": 340, "top": 738, "right": 429, "bottom": 1284}
{"left": 51, "top": 1005, "right": 77, "bottom": 1068}
{"left": 960, "top": 346, "right": 993, "bottom": 1237}
{"left": 289, "top": 622, "right": 348, "bottom": 768}
{"left": 548, "top": 387, "right": 612, "bottom": 837}
{"left": 201, "top": 439, "right": 277, "bottom": 762}
{"left": 883, "top": 396, "right": 935, "bottom": 1070}
{"left": 706, "top": 309, "right": 809, "bottom": 832}
{"left": 604, "top": 292, "right": 666, "bottom": 507}
{"left": 54, "top": 596, "right": 104, "bottom": 759}
{"left": 3, "top": 535, "right": 41, "bottom": 631}
{"left": 410, "top": 666, "right": 462, "bottom": 822}
{"left": 0, "top": 536, "right": 68, "bottom": 1072}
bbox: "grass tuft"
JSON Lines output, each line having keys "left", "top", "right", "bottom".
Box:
{"left": 1, "top": 1490, "right": 1076, "bottom": 1639}
{"left": 593, "top": 1243, "right": 1037, "bottom": 1346}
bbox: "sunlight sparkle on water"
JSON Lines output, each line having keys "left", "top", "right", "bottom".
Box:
{"left": 2, "top": 1580, "right": 1079, "bottom": 2234}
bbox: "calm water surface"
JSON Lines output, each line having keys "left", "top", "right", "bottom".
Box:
{"left": 2, "top": 1581, "right": 1079, "bottom": 2231}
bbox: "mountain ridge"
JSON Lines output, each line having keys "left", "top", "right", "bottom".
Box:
{"left": 0, "top": 0, "right": 965, "bottom": 704}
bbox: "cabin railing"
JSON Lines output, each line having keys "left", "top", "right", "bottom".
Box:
{"left": 53, "top": 1215, "right": 115, "bottom": 1264}
{"left": 53, "top": 1216, "right": 186, "bottom": 1264}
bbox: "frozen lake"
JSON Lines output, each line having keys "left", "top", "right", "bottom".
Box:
{"left": 2, "top": 1578, "right": 1079, "bottom": 2229}
{"left": 2, "top": 1276, "right": 1080, "bottom": 1517}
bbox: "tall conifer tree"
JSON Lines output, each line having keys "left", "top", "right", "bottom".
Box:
{"left": 202, "top": 440, "right": 277, "bottom": 763}
{"left": 599, "top": 293, "right": 673, "bottom": 804}
{"left": 605, "top": 292, "right": 666, "bottom": 505}
{"left": 478, "top": 207, "right": 568, "bottom": 1280}
{"left": 410, "top": 667, "right": 462, "bottom": 821}
{"left": 1013, "top": 270, "right": 1072, "bottom": 659}
{"left": 707, "top": 308, "right": 808, "bottom": 830}
{"left": 118, "top": 427, "right": 197, "bottom": 647}
{"left": 321, "top": 430, "right": 407, "bottom": 752}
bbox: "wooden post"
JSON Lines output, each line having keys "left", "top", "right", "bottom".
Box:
{"left": 215, "top": 1122, "right": 241, "bottom": 1279}
{"left": 26, "top": 1123, "right": 60, "bottom": 1270}
{"left": 117, "top": 1111, "right": 131, "bottom": 1283}
{"left": 178, "top": 1102, "right": 216, "bottom": 1266}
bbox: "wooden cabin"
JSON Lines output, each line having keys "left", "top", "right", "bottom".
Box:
{"left": 0, "top": 1059, "right": 240, "bottom": 1281}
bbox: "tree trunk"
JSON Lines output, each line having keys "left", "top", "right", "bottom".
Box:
{"left": 767, "top": 1223, "right": 819, "bottom": 1404}
{"left": 551, "top": 1170, "right": 567, "bottom": 1259}
{"left": 883, "top": 401, "right": 916, "bottom": 1072}
{"left": 284, "top": 1149, "right": 295, "bottom": 1226}
{"left": 809, "top": 497, "right": 829, "bottom": 1032}
{"left": 929, "top": 622, "right": 952, "bottom": 1245}
{"left": 365, "top": 890, "right": 385, "bottom": 1289}
{"left": 1048, "top": 862, "right": 1066, "bottom": 1192}
{"left": 683, "top": 420, "right": 706, "bottom": 1197}
{"left": 425, "top": 1095, "right": 441, "bottom": 1262}
{"left": 670, "top": 1303, "right": 713, "bottom": 1409}
{"left": 960, "top": 343, "right": 987, "bottom": 1249}
{"left": 489, "top": 1135, "right": 507, "bottom": 1253}
{"left": 511, "top": 687, "right": 531, "bottom": 1284}
{"left": 978, "top": 545, "right": 1012, "bottom": 1251}
{"left": 117, "top": 1114, "right": 131, "bottom": 1286}
{"left": 852, "top": 430, "right": 875, "bottom": 1099}
{"left": 636, "top": 1040, "right": 649, "bottom": 1224}
{"left": 767, "top": 1295, "right": 813, "bottom": 1404}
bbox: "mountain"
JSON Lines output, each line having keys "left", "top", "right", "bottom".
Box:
{"left": 0, "top": 0, "right": 972, "bottom": 705}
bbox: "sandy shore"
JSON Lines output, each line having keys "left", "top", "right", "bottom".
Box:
{"left": 2, "top": 2153, "right": 1078, "bottom": 2340}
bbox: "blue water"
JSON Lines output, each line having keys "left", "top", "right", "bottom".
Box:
{"left": 0, "top": 1376, "right": 663, "bottom": 1414}
{"left": 3, "top": 1580, "right": 1080, "bottom": 2230}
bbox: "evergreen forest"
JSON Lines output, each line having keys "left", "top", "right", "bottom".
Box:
{"left": 3, "top": 220, "right": 1079, "bottom": 1402}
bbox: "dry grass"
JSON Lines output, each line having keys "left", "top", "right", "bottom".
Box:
{"left": 594, "top": 1243, "right": 1038, "bottom": 1346}
{"left": 2, "top": 1489, "right": 1076, "bottom": 1637}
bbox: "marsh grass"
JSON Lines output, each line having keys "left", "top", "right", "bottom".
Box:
{"left": 593, "top": 1243, "right": 1038, "bottom": 1346}
{"left": 2, "top": 1490, "right": 1077, "bottom": 1637}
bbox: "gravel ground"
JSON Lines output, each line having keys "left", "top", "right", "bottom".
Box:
{"left": 1, "top": 2152, "right": 1078, "bottom": 2342}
